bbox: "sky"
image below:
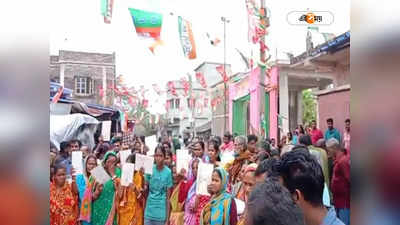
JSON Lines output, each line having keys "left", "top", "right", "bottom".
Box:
{"left": 50, "top": 0, "right": 350, "bottom": 114}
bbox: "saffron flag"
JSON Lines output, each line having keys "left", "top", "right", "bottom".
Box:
{"left": 180, "top": 77, "right": 190, "bottom": 96}
{"left": 142, "top": 99, "right": 149, "bottom": 108}
{"left": 195, "top": 72, "right": 207, "bottom": 88}
{"left": 206, "top": 33, "right": 221, "bottom": 46}
{"left": 178, "top": 16, "right": 197, "bottom": 59}
{"left": 52, "top": 86, "right": 64, "bottom": 103}
{"left": 216, "top": 65, "right": 229, "bottom": 83}
{"left": 101, "top": 0, "right": 114, "bottom": 24}
{"left": 129, "top": 8, "right": 162, "bottom": 39}
{"left": 167, "top": 81, "right": 178, "bottom": 96}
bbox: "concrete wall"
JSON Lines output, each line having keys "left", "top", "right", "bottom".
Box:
{"left": 211, "top": 82, "right": 228, "bottom": 137}
{"left": 317, "top": 89, "right": 350, "bottom": 136}
{"left": 50, "top": 50, "right": 116, "bottom": 106}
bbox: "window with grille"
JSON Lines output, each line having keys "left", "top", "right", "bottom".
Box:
{"left": 175, "top": 99, "right": 180, "bottom": 109}
{"left": 75, "top": 76, "right": 94, "bottom": 96}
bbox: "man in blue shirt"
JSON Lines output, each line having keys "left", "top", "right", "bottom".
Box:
{"left": 324, "top": 118, "right": 341, "bottom": 144}
{"left": 278, "top": 146, "right": 345, "bottom": 225}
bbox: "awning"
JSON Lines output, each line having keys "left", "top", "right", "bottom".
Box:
{"left": 195, "top": 121, "right": 212, "bottom": 133}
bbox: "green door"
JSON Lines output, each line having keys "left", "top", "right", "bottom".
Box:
{"left": 233, "top": 94, "right": 250, "bottom": 136}
{"left": 264, "top": 92, "right": 270, "bottom": 138}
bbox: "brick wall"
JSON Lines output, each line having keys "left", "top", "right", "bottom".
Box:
{"left": 317, "top": 89, "right": 350, "bottom": 136}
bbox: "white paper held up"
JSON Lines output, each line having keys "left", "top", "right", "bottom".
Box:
{"left": 101, "top": 121, "right": 112, "bottom": 141}
{"left": 235, "top": 198, "right": 246, "bottom": 215}
{"left": 220, "top": 152, "right": 235, "bottom": 167}
{"left": 176, "top": 149, "right": 190, "bottom": 173}
{"left": 91, "top": 166, "right": 111, "bottom": 184}
{"left": 119, "top": 150, "right": 131, "bottom": 165}
{"left": 196, "top": 162, "right": 214, "bottom": 196}
{"left": 71, "top": 151, "right": 83, "bottom": 175}
{"left": 121, "top": 163, "right": 135, "bottom": 187}
{"left": 135, "top": 154, "right": 154, "bottom": 175}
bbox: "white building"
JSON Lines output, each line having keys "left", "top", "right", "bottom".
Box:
{"left": 165, "top": 77, "right": 211, "bottom": 137}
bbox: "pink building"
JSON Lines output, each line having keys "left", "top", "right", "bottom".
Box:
{"left": 228, "top": 66, "right": 279, "bottom": 141}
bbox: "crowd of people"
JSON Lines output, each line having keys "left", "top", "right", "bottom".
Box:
{"left": 50, "top": 117, "right": 350, "bottom": 225}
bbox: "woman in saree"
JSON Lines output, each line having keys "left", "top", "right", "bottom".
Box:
{"left": 208, "top": 139, "right": 221, "bottom": 168}
{"left": 178, "top": 158, "right": 210, "bottom": 225}
{"left": 169, "top": 164, "right": 185, "bottom": 225}
{"left": 80, "top": 151, "right": 121, "bottom": 225}
{"left": 50, "top": 164, "right": 79, "bottom": 225}
{"left": 76, "top": 154, "right": 97, "bottom": 225}
{"left": 236, "top": 164, "right": 257, "bottom": 225}
{"left": 231, "top": 165, "right": 247, "bottom": 202}
{"left": 200, "top": 167, "right": 238, "bottom": 225}
{"left": 118, "top": 153, "right": 145, "bottom": 225}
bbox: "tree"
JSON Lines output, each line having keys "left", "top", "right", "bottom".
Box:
{"left": 302, "top": 89, "right": 317, "bottom": 126}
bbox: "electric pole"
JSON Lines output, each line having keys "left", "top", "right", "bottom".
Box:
{"left": 221, "top": 16, "right": 230, "bottom": 133}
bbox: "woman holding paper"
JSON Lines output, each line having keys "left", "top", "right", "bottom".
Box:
{"left": 144, "top": 146, "right": 173, "bottom": 225}
{"left": 50, "top": 164, "right": 79, "bottom": 225}
{"left": 199, "top": 167, "right": 238, "bottom": 225}
{"left": 76, "top": 154, "right": 97, "bottom": 225}
{"left": 90, "top": 151, "right": 121, "bottom": 225}
{"left": 236, "top": 164, "right": 257, "bottom": 225}
{"left": 118, "top": 154, "right": 145, "bottom": 225}
{"left": 180, "top": 158, "right": 211, "bottom": 225}
{"left": 208, "top": 140, "right": 221, "bottom": 168}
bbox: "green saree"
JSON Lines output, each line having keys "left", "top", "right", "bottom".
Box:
{"left": 91, "top": 152, "right": 121, "bottom": 225}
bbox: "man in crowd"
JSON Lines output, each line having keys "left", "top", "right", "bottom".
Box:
{"left": 54, "top": 139, "right": 81, "bottom": 175}
{"left": 247, "top": 135, "right": 259, "bottom": 162}
{"left": 279, "top": 147, "right": 345, "bottom": 225}
{"left": 247, "top": 135, "right": 258, "bottom": 154}
{"left": 247, "top": 178, "right": 305, "bottom": 225}
{"left": 299, "top": 135, "right": 330, "bottom": 192}
{"left": 324, "top": 118, "right": 341, "bottom": 144}
{"left": 254, "top": 158, "right": 280, "bottom": 183}
{"left": 112, "top": 137, "right": 122, "bottom": 153}
{"left": 310, "top": 120, "right": 324, "bottom": 145}
{"left": 326, "top": 138, "right": 350, "bottom": 225}
{"left": 343, "top": 119, "right": 351, "bottom": 153}
{"left": 220, "top": 132, "right": 234, "bottom": 153}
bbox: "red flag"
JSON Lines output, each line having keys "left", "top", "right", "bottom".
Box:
{"left": 98, "top": 85, "right": 104, "bottom": 98}
{"left": 216, "top": 65, "right": 229, "bottom": 83}
{"left": 180, "top": 78, "right": 190, "bottom": 96}
{"left": 167, "top": 81, "right": 178, "bottom": 96}
{"left": 121, "top": 87, "right": 129, "bottom": 95}
{"left": 52, "top": 86, "right": 64, "bottom": 103}
{"left": 195, "top": 72, "right": 207, "bottom": 88}
{"left": 165, "top": 100, "right": 170, "bottom": 111}
{"left": 260, "top": 40, "right": 269, "bottom": 53}
{"left": 142, "top": 99, "right": 149, "bottom": 108}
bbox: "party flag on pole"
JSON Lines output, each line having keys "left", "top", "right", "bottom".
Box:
{"left": 167, "top": 81, "right": 178, "bottom": 96}
{"left": 216, "top": 65, "right": 229, "bottom": 83}
{"left": 129, "top": 8, "right": 163, "bottom": 39}
{"left": 101, "top": 0, "right": 114, "bottom": 24}
{"left": 178, "top": 16, "right": 197, "bottom": 59}
{"left": 180, "top": 77, "right": 190, "bottom": 96}
{"left": 52, "top": 86, "right": 64, "bottom": 103}
{"left": 195, "top": 72, "right": 207, "bottom": 88}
